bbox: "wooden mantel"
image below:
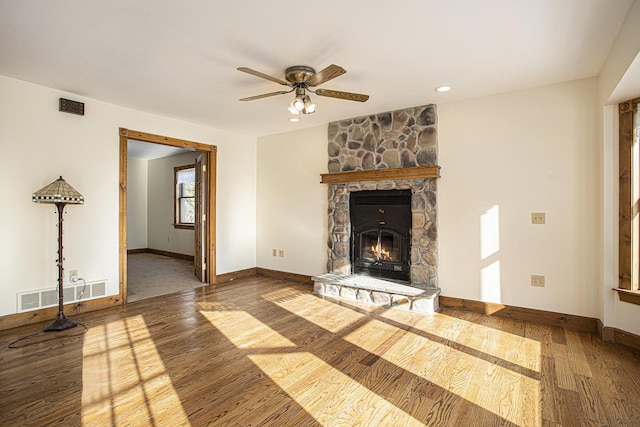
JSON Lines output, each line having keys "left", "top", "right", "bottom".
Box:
{"left": 320, "top": 165, "right": 440, "bottom": 184}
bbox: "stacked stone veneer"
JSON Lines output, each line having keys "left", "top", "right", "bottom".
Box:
{"left": 326, "top": 104, "right": 439, "bottom": 288}
{"left": 328, "top": 104, "right": 437, "bottom": 172}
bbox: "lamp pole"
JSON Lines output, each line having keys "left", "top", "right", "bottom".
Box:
{"left": 44, "top": 202, "right": 77, "bottom": 332}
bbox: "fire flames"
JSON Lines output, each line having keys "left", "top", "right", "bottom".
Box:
{"left": 371, "top": 243, "right": 391, "bottom": 260}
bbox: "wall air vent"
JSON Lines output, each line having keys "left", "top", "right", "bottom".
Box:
{"left": 91, "top": 282, "right": 106, "bottom": 297}
{"left": 20, "top": 292, "right": 39, "bottom": 311}
{"left": 17, "top": 279, "right": 108, "bottom": 312}
{"left": 41, "top": 289, "right": 58, "bottom": 307}
{"left": 59, "top": 98, "right": 85, "bottom": 115}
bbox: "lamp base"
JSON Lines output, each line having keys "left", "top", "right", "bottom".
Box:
{"left": 44, "top": 314, "right": 78, "bottom": 332}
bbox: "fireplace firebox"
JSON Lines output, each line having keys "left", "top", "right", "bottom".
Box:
{"left": 350, "top": 190, "right": 411, "bottom": 281}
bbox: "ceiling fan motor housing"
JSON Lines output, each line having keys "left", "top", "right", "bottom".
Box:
{"left": 285, "top": 66, "right": 316, "bottom": 86}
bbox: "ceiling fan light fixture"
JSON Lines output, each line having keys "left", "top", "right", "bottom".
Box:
{"left": 303, "top": 96, "right": 316, "bottom": 114}
{"left": 292, "top": 96, "right": 305, "bottom": 111}
{"left": 288, "top": 104, "right": 300, "bottom": 114}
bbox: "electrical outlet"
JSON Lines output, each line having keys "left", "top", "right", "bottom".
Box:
{"left": 272, "top": 249, "right": 277, "bottom": 257}
{"left": 531, "top": 274, "right": 545, "bottom": 287}
{"left": 279, "top": 250, "right": 284, "bottom": 257}
{"left": 531, "top": 212, "right": 545, "bottom": 224}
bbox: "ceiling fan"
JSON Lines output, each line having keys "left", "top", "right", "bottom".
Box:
{"left": 237, "top": 64, "right": 369, "bottom": 118}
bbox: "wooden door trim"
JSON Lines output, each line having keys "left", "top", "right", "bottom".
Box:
{"left": 119, "top": 128, "right": 217, "bottom": 304}
{"left": 206, "top": 148, "right": 217, "bottom": 283}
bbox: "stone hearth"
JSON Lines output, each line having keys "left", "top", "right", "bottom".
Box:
{"left": 314, "top": 104, "right": 441, "bottom": 312}
{"left": 313, "top": 274, "right": 440, "bottom": 314}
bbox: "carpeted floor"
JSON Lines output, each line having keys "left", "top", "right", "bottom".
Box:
{"left": 127, "top": 252, "right": 205, "bottom": 302}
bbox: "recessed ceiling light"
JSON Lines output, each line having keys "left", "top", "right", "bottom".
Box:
{"left": 435, "top": 86, "right": 452, "bottom": 93}
{"left": 288, "top": 116, "right": 300, "bottom": 122}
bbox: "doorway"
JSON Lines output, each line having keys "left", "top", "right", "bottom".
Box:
{"left": 119, "top": 128, "right": 217, "bottom": 302}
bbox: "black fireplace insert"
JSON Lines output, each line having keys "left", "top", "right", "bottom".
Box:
{"left": 350, "top": 189, "right": 411, "bottom": 281}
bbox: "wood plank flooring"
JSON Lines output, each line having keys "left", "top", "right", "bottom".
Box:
{"left": 1, "top": 276, "right": 639, "bottom": 426}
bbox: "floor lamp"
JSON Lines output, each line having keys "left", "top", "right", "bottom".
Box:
{"left": 32, "top": 176, "right": 84, "bottom": 332}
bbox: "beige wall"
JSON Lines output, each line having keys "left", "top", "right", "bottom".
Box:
{"left": 0, "top": 75, "right": 257, "bottom": 316}
{"left": 126, "top": 156, "right": 148, "bottom": 250}
{"left": 257, "top": 125, "right": 328, "bottom": 275}
{"left": 147, "top": 151, "right": 198, "bottom": 256}
{"left": 438, "top": 78, "right": 599, "bottom": 317}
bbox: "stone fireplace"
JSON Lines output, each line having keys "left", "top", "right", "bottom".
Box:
{"left": 313, "top": 104, "right": 441, "bottom": 313}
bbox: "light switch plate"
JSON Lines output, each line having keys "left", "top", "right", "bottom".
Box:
{"left": 531, "top": 274, "right": 545, "bottom": 287}
{"left": 531, "top": 212, "right": 545, "bottom": 224}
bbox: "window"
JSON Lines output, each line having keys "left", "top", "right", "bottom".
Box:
{"left": 618, "top": 98, "right": 640, "bottom": 304}
{"left": 175, "top": 165, "right": 195, "bottom": 228}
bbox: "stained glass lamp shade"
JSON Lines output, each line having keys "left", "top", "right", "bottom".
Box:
{"left": 32, "top": 176, "right": 84, "bottom": 332}
{"left": 32, "top": 176, "right": 84, "bottom": 205}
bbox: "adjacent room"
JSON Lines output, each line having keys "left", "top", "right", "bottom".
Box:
{"left": 1, "top": 1, "right": 640, "bottom": 425}
{"left": 126, "top": 140, "right": 206, "bottom": 302}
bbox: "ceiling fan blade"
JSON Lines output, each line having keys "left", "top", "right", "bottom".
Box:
{"left": 237, "top": 67, "right": 290, "bottom": 86}
{"left": 306, "top": 64, "right": 346, "bottom": 86}
{"left": 239, "top": 90, "right": 292, "bottom": 101}
{"left": 314, "top": 88, "right": 369, "bottom": 102}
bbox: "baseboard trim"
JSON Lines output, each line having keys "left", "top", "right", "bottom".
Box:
{"left": 612, "top": 328, "right": 640, "bottom": 353}
{"left": 256, "top": 268, "right": 313, "bottom": 285}
{"left": 127, "top": 248, "right": 148, "bottom": 255}
{"left": 216, "top": 267, "right": 258, "bottom": 284}
{"left": 214, "top": 267, "right": 312, "bottom": 285}
{"left": 599, "top": 319, "right": 640, "bottom": 353}
{"left": 439, "top": 295, "right": 598, "bottom": 335}
{"left": 0, "top": 295, "right": 124, "bottom": 331}
{"left": 128, "top": 248, "right": 194, "bottom": 262}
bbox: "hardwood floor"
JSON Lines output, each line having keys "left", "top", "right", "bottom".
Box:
{"left": 1, "top": 276, "right": 639, "bottom": 426}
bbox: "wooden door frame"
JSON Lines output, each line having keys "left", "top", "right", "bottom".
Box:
{"left": 119, "top": 128, "right": 217, "bottom": 302}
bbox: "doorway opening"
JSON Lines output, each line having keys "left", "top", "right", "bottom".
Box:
{"left": 119, "top": 128, "right": 217, "bottom": 303}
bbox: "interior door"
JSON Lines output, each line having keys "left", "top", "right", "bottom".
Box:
{"left": 194, "top": 153, "right": 207, "bottom": 282}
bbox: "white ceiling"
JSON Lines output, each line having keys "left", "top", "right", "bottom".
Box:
{"left": 127, "top": 140, "right": 193, "bottom": 160}
{"left": 0, "top": 0, "right": 634, "bottom": 138}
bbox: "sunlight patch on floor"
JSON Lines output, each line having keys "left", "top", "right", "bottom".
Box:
{"left": 380, "top": 310, "right": 541, "bottom": 373}
{"left": 340, "top": 312, "right": 541, "bottom": 426}
{"left": 249, "top": 352, "right": 426, "bottom": 426}
{"left": 81, "top": 316, "right": 189, "bottom": 426}
{"left": 261, "top": 288, "right": 368, "bottom": 333}
{"left": 201, "top": 310, "right": 296, "bottom": 349}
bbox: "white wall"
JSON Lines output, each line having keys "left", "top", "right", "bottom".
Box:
{"left": 0, "top": 75, "right": 257, "bottom": 316}
{"left": 147, "top": 151, "right": 197, "bottom": 256}
{"left": 256, "top": 125, "right": 328, "bottom": 276}
{"left": 438, "top": 78, "right": 600, "bottom": 317}
{"left": 126, "top": 157, "right": 148, "bottom": 250}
